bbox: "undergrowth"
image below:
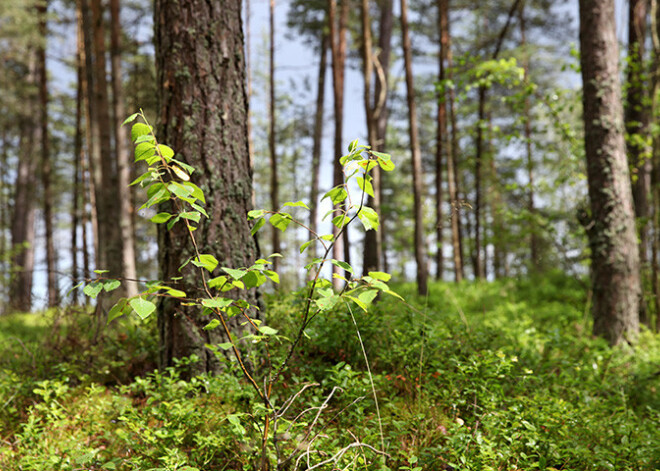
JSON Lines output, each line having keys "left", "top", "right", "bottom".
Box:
{"left": 0, "top": 273, "right": 658, "bottom": 470}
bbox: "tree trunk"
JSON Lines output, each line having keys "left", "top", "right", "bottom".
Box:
{"left": 474, "top": 85, "right": 486, "bottom": 280}
{"left": 269, "top": 0, "right": 280, "bottom": 272}
{"left": 329, "top": 0, "right": 349, "bottom": 288}
{"left": 400, "top": 0, "right": 428, "bottom": 296}
{"left": 9, "top": 52, "right": 38, "bottom": 313}
{"left": 155, "top": 0, "right": 258, "bottom": 375}
{"left": 435, "top": 0, "right": 445, "bottom": 281}
{"left": 361, "top": 0, "right": 382, "bottom": 275}
{"left": 37, "top": 0, "right": 58, "bottom": 307}
{"left": 651, "top": 0, "right": 660, "bottom": 333}
{"left": 309, "top": 32, "right": 329, "bottom": 262}
{"left": 444, "top": 1, "right": 464, "bottom": 281}
{"left": 625, "top": 0, "right": 650, "bottom": 327}
{"left": 579, "top": 0, "right": 641, "bottom": 345}
{"left": 88, "top": 0, "right": 123, "bottom": 279}
{"left": 375, "top": 0, "right": 393, "bottom": 273}
{"left": 110, "top": 0, "right": 138, "bottom": 297}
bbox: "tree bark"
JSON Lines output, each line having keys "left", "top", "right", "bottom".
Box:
{"left": 329, "top": 0, "right": 350, "bottom": 288}
{"left": 155, "top": 0, "right": 258, "bottom": 374}
{"left": 309, "top": 32, "right": 329, "bottom": 262}
{"left": 579, "top": 0, "right": 641, "bottom": 345}
{"left": 435, "top": 0, "right": 445, "bottom": 281}
{"left": 361, "top": 0, "right": 382, "bottom": 275}
{"left": 625, "top": 0, "right": 650, "bottom": 327}
{"left": 110, "top": 0, "right": 138, "bottom": 297}
{"left": 400, "top": 0, "right": 428, "bottom": 295}
{"left": 37, "top": 0, "right": 58, "bottom": 307}
{"left": 9, "top": 52, "right": 38, "bottom": 313}
{"left": 88, "top": 0, "right": 123, "bottom": 279}
{"left": 375, "top": 0, "right": 393, "bottom": 273}
{"left": 269, "top": 0, "right": 280, "bottom": 272}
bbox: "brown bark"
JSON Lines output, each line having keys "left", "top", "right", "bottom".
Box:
{"left": 269, "top": 0, "right": 280, "bottom": 272}
{"left": 155, "top": 0, "right": 258, "bottom": 374}
{"left": 309, "top": 32, "right": 329, "bottom": 262}
{"left": 110, "top": 0, "right": 138, "bottom": 297}
{"left": 88, "top": 0, "right": 123, "bottom": 278}
{"left": 435, "top": 0, "right": 445, "bottom": 281}
{"left": 37, "top": 0, "right": 58, "bottom": 307}
{"left": 445, "top": 4, "right": 464, "bottom": 280}
{"left": 625, "top": 0, "right": 650, "bottom": 326}
{"left": 400, "top": 0, "right": 428, "bottom": 296}
{"left": 9, "top": 52, "right": 38, "bottom": 313}
{"left": 651, "top": 0, "right": 660, "bottom": 332}
{"left": 329, "top": 0, "right": 350, "bottom": 288}
{"left": 579, "top": 0, "right": 641, "bottom": 345}
{"left": 361, "top": 0, "right": 382, "bottom": 275}
{"left": 375, "top": 0, "right": 393, "bottom": 273}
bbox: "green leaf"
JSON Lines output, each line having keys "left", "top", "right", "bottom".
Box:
{"left": 131, "top": 122, "right": 153, "bottom": 142}
{"left": 134, "top": 142, "right": 156, "bottom": 162}
{"left": 202, "top": 297, "right": 233, "bottom": 309}
{"left": 94, "top": 269, "right": 109, "bottom": 274}
{"left": 203, "top": 319, "right": 221, "bottom": 331}
{"left": 269, "top": 213, "right": 292, "bottom": 232}
{"left": 168, "top": 182, "right": 194, "bottom": 201}
{"left": 222, "top": 267, "right": 247, "bottom": 280}
{"left": 108, "top": 298, "right": 130, "bottom": 324}
{"left": 356, "top": 176, "right": 375, "bottom": 198}
{"left": 377, "top": 154, "right": 395, "bottom": 171}
{"left": 157, "top": 144, "right": 175, "bottom": 161}
{"left": 130, "top": 171, "right": 153, "bottom": 187}
{"left": 348, "top": 138, "right": 359, "bottom": 152}
{"left": 180, "top": 211, "right": 201, "bottom": 223}
{"left": 258, "top": 326, "right": 278, "bottom": 336}
{"left": 368, "top": 271, "right": 391, "bottom": 282}
{"left": 129, "top": 297, "right": 157, "bottom": 320}
{"left": 331, "top": 259, "right": 354, "bottom": 274}
{"left": 103, "top": 279, "right": 121, "bottom": 292}
{"left": 208, "top": 276, "right": 228, "bottom": 289}
{"left": 383, "top": 289, "right": 404, "bottom": 300}
{"left": 151, "top": 212, "right": 174, "bottom": 224}
{"left": 283, "top": 201, "right": 310, "bottom": 210}
{"left": 323, "top": 187, "right": 348, "bottom": 205}
{"left": 263, "top": 270, "right": 280, "bottom": 284}
{"left": 83, "top": 282, "right": 103, "bottom": 299}
{"left": 191, "top": 254, "right": 219, "bottom": 273}
{"left": 248, "top": 209, "right": 266, "bottom": 219}
{"left": 171, "top": 159, "right": 195, "bottom": 176}
{"left": 320, "top": 234, "right": 334, "bottom": 241}
{"left": 358, "top": 206, "right": 379, "bottom": 231}
{"left": 316, "top": 295, "right": 340, "bottom": 311}
{"left": 299, "top": 240, "right": 313, "bottom": 253}
{"left": 242, "top": 270, "right": 266, "bottom": 288}
{"left": 251, "top": 217, "right": 266, "bottom": 236}
{"left": 346, "top": 295, "right": 368, "bottom": 313}
{"left": 122, "top": 113, "right": 139, "bottom": 125}
{"left": 140, "top": 186, "right": 170, "bottom": 210}
{"left": 182, "top": 182, "right": 205, "bottom": 203}
{"left": 190, "top": 203, "right": 208, "bottom": 218}
{"left": 332, "top": 214, "right": 350, "bottom": 228}
{"left": 358, "top": 289, "right": 379, "bottom": 306}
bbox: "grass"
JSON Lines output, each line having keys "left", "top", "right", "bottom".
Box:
{"left": 0, "top": 272, "right": 658, "bottom": 470}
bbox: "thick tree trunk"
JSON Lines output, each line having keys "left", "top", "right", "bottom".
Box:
{"left": 37, "top": 0, "right": 58, "bottom": 307}
{"left": 110, "top": 0, "right": 138, "bottom": 297}
{"left": 361, "top": 0, "right": 382, "bottom": 275}
{"left": 400, "top": 0, "right": 428, "bottom": 296}
{"left": 88, "top": 0, "right": 123, "bottom": 278}
{"left": 329, "top": 0, "right": 349, "bottom": 288}
{"left": 579, "top": 0, "right": 641, "bottom": 345}
{"left": 155, "top": 0, "right": 258, "bottom": 375}
{"left": 375, "top": 0, "right": 393, "bottom": 273}
{"left": 8, "top": 52, "right": 38, "bottom": 313}
{"left": 625, "top": 0, "right": 650, "bottom": 327}
{"left": 309, "top": 32, "right": 329, "bottom": 262}
{"left": 269, "top": 0, "right": 280, "bottom": 271}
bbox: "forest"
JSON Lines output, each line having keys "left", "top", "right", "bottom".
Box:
{"left": 0, "top": 0, "right": 658, "bottom": 469}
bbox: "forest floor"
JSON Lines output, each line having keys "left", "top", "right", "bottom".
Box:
{"left": 0, "top": 272, "right": 658, "bottom": 470}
